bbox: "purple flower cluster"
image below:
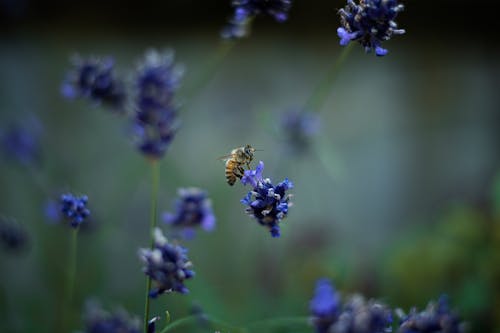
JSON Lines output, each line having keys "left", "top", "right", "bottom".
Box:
{"left": 139, "top": 228, "right": 194, "bottom": 298}
{"left": 337, "top": 0, "right": 405, "bottom": 56}
{"left": 82, "top": 300, "right": 141, "bottom": 333}
{"left": 132, "top": 50, "right": 182, "bottom": 159}
{"left": 222, "top": 0, "right": 293, "bottom": 39}
{"left": 241, "top": 161, "right": 293, "bottom": 238}
{"left": 0, "top": 218, "right": 29, "bottom": 253}
{"left": 61, "top": 56, "right": 126, "bottom": 111}
{"left": 397, "top": 295, "right": 465, "bottom": 333}
{"left": 280, "top": 108, "right": 320, "bottom": 153}
{"left": 60, "top": 193, "right": 90, "bottom": 228}
{"left": 0, "top": 116, "right": 42, "bottom": 165}
{"left": 162, "top": 187, "right": 216, "bottom": 238}
{"left": 310, "top": 279, "right": 393, "bottom": 333}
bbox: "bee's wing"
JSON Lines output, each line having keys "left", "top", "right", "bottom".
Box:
{"left": 216, "top": 154, "right": 233, "bottom": 161}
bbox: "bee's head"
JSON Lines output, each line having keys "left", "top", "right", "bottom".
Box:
{"left": 244, "top": 145, "right": 255, "bottom": 156}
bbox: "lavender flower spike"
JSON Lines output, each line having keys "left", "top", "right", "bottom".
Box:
{"left": 222, "top": 0, "right": 293, "bottom": 39}
{"left": 132, "top": 49, "right": 183, "bottom": 159}
{"left": 60, "top": 193, "right": 90, "bottom": 228}
{"left": 139, "top": 228, "right": 194, "bottom": 298}
{"left": 162, "top": 187, "right": 216, "bottom": 237}
{"left": 240, "top": 161, "right": 293, "bottom": 237}
{"left": 337, "top": 0, "right": 406, "bottom": 56}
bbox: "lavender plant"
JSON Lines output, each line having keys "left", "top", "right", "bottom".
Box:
{"left": 61, "top": 55, "right": 126, "bottom": 112}
{"left": 162, "top": 187, "right": 216, "bottom": 239}
{"left": 221, "top": 0, "right": 293, "bottom": 38}
{"left": 139, "top": 228, "right": 195, "bottom": 298}
{"left": 0, "top": 217, "right": 29, "bottom": 253}
{"left": 337, "top": 0, "right": 406, "bottom": 56}
{"left": 240, "top": 161, "right": 293, "bottom": 238}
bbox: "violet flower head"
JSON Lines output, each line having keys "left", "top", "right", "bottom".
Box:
{"left": 162, "top": 188, "right": 216, "bottom": 238}
{"left": 0, "top": 218, "right": 29, "bottom": 253}
{"left": 280, "top": 108, "right": 320, "bottom": 153}
{"left": 82, "top": 300, "right": 140, "bottom": 333}
{"left": 310, "top": 278, "right": 393, "bottom": 333}
{"left": 132, "top": 50, "right": 182, "bottom": 159}
{"left": 1, "top": 116, "right": 42, "bottom": 165}
{"left": 139, "top": 228, "right": 194, "bottom": 298}
{"left": 221, "top": 0, "right": 293, "bottom": 39}
{"left": 337, "top": 0, "right": 405, "bottom": 56}
{"left": 60, "top": 193, "right": 90, "bottom": 228}
{"left": 310, "top": 279, "right": 341, "bottom": 333}
{"left": 241, "top": 161, "right": 293, "bottom": 238}
{"left": 397, "top": 295, "right": 465, "bottom": 333}
{"left": 61, "top": 55, "right": 126, "bottom": 111}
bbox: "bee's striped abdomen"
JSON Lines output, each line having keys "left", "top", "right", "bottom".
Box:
{"left": 225, "top": 159, "right": 238, "bottom": 186}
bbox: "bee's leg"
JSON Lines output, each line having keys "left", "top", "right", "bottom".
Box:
{"left": 235, "top": 165, "right": 245, "bottom": 179}
{"left": 246, "top": 162, "right": 251, "bottom": 169}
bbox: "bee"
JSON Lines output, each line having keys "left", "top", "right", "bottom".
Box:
{"left": 219, "top": 145, "right": 256, "bottom": 186}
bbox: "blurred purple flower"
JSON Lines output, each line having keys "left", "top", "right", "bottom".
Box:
{"left": 1, "top": 115, "right": 42, "bottom": 165}
{"left": 162, "top": 187, "right": 216, "bottom": 238}
{"left": 222, "top": 0, "right": 293, "bottom": 39}
{"left": 0, "top": 217, "right": 29, "bottom": 254}
{"left": 61, "top": 55, "right": 126, "bottom": 111}
{"left": 132, "top": 50, "right": 182, "bottom": 159}
{"left": 397, "top": 295, "right": 465, "bottom": 333}
{"left": 139, "top": 228, "right": 194, "bottom": 298}
{"left": 280, "top": 108, "right": 320, "bottom": 153}
{"left": 82, "top": 300, "right": 140, "bottom": 333}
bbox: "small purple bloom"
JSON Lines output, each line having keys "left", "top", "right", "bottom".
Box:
{"left": 310, "top": 279, "right": 392, "bottom": 333}
{"left": 240, "top": 161, "right": 293, "bottom": 238}
{"left": 162, "top": 187, "right": 216, "bottom": 237}
{"left": 60, "top": 193, "right": 90, "bottom": 228}
{"left": 0, "top": 218, "right": 29, "bottom": 253}
{"left": 280, "top": 108, "right": 320, "bottom": 153}
{"left": 139, "top": 228, "right": 194, "bottom": 298}
{"left": 82, "top": 300, "right": 140, "bottom": 333}
{"left": 1, "top": 116, "right": 42, "bottom": 165}
{"left": 132, "top": 50, "right": 182, "bottom": 159}
{"left": 61, "top": 55, "right": 126, "bottom": 111}
{"left": 397, "top": 295, "right": 465, "bottom": 333}
{"left": 221, "top": 0, "right": 293, "bottom": 39}
{"left": 338, "top": 0, "right": 405, "bottom": 56}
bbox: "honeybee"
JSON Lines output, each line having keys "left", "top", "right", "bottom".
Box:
{"left": 219, "top": 145, "right": 256, "bottom": 186}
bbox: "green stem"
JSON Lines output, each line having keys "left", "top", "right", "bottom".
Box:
{"left": 182, "top": 41, "right": 236, "bottom": 106}
{"left": 305, "top": 43, "right": 354, "bottom": 113}
{"left": 144, "top": 160, "right": 160, "bottom": 333}
{"left": 63, "top": 228, "right": 78, "bottom": 331}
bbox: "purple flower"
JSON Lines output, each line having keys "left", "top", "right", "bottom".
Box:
{"left": 338, "top": 0, "right": 405, "bottom": 56}
{"left": 0, "top": 217, "right": 29, "bottom": 253}
{"left": 139, "top": 228, "right": 194, "bottom": 298}
{"left": 1, "top": 116, "right": 42, "bottom": 165}
{"left": 310, "top": 279, "right": 392, "bottom": 333}
{"left": 162, "top": 187, "right": 216, "bottom": 238}
{"left": 82, "top": 300, "right": 140, "bottom": 333}
{"left": 240, "top": 161, "right": 293, "bottom": 237}
{"left": 221, "top": 0, "right": 293, "bottom": 39}
{"left": 397, "top": 295, "right": 465, "bottom": 333}
{"left": 61, "top": 55, "right": 126, "bottom": 111}
{"left": 60, "top": 193, "right": 90, "bottom": 228}
{"left": 132, "top": 50, "right": 182, "bottom": 159}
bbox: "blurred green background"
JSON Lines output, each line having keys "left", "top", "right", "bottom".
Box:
{"left": 1, "top": 0, "right": 499, "bottom": 332}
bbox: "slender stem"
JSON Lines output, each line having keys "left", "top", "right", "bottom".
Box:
{"left": 305, "top": 43, "right": 354, "bottom": 113}
{"left": 182, "top": 41, "right": 236, "bottom": 106}
{"left": 63, "top": 228, "right": 78, "bottom": 331}
{"left": 144, "top": 160, "right": 160, "bottom": 333}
